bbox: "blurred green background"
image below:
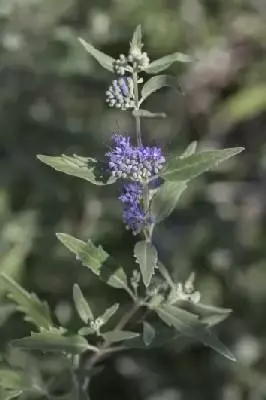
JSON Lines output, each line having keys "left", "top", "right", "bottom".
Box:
{"left": 1, "top": 0, "right": 266, "bottom": 399}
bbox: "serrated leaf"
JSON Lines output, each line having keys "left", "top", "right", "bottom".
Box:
{"left": 140, "top": 75, "right": 179, "bottom": 104}
{"left": 180, "top": 141, "right": 198, "bottom": 158}
{"left": 130, "top": 25, "right": 142, "bottom": 52}
{"left": 151, "top": 181, "right": 187, "bottom": 223}
{"left": 179, "top": 301, "right": 232, "bottom": 327}
{"left": 56, "top": 233, "right": 129, "bottom": 293}
{"left": 142, "top": 322, "right": 155, "bottom": 346}
{"left": 160, "top": 147, "right": 244, "bottom": 182}
{"left": 155, "top": 304, "right": 235, "bottom": 361}
{"left": 0, "top": 274, "right": 53, "bottom": 330}
{"left": 132, "top": 109, "right": 166, "bottom": 118}
{"left": 78, "top": 38, "right": 115, "bottom": 72}
{"left": 100, "top": 303, "right": 119, "bottom": 325}
{"left": 145, "top": 52, "right": 193, "bottom": 74}
{"left": 73, "top": 284, "right": 93, "bottom": 324}
{"left": 134, "top": 241, "right": 158, "bottom": 287}
{"left": 37, "top": 155, "right": 115, "bottom": 185}
{"left": 11, "top": 332, "right": 94, "bottom": 354}
{"left": 101, "top": 330, "right": 139, "bottom": 343}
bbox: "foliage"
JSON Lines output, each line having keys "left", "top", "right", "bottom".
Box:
{"left": 0, "top": 2, "right": 265, "bottom": 399}
{"left": 0, "top": 24, "right": 246, "bottom": 399}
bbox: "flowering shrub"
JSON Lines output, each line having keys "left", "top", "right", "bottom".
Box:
{"left": 0, "top": 26, "right": 244, "bottom": 400}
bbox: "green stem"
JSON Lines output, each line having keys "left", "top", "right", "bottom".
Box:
{"left": 83, "top": 302, "right": 140, "bottom": 373}
{"left": 132, "top": 71, "right": 142, "bottom": 146}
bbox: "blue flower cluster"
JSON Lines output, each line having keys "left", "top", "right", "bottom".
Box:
{"left": 106, "top": 135, "right": 165, "bottom": 234}
{"left": 119, "top": 183, "right": 146, "bottom": 234}
{"left": 107, "top": 134, "right": 165, "bottom": 181}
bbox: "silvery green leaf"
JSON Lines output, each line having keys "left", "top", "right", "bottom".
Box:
{"left": 100, "top": 303, "right": 119, "bottom": 325}
{"left": 0, "top": 274, "right": 53, "bottom": 330}
{"left": 130, "top": 25, "right": 142, "bottom": 52}
{"left": 73, "top": 284, "right": 93, "bottom": 324}
{"left": 142, "top": 322, "right": 156, "bottom": 346}
{"left": 78, "top": 326, "right": 94, "bottom": 336}
{"left": 56, "top": 233, "right": 129, "bottom": 293}
{"left": 132, "top": 109, "right": 166, "bottom": 118}
{"left": 160, "top": 147, "right": 244, "bottom": 182}
{"left": 178, "top": 301, "right": 232, "bottom": 327}
{"left": 157, "top": 261, "right": 175, "bottom": 288}
{"left": 11, "top": 332, "right": 95, "bottom": 354}
{"left": 134, "top": 241, "right": 158, "bottom": 287}
{"left": 37, "top": 154, "right": 116, "bottom": 185}
{"left": 140, "top": 75, "right": 179, "bottom": 103}
{"left": 155, "top": 304, "right": 236, "bottom": 361}
{"left": 145, "top": 52, "right": 193, "bottom": 74}
{"left": 78, "top": 38, "right": 115, "bottom": 72}
{"left": 151, "top": 181, "right": 187, "bottom": 223}
{"left": 101, "top": 330, "right": 139, "bottom": 343}
{"left": 180, "top": 141, "right": 198, "bottom": 158}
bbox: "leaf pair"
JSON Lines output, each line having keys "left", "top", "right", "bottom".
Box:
{"left": 78, "top": 25, "right": 192, "bottom": 75}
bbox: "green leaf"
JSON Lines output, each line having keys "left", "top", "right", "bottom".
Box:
{"left": 100, "top": 303, "right": 119, "bottom": 325}
{"left": 156, "top": 304, "right": 235, "bottom": 361}
{"left": 140, "top": 75, "right": 179, "bottom": 104}
{"left": 0, "top": 274, "right": 53, "bottom": 330}
{"left": 160, "top": 147, "right": 244, "bottom": 182}
{"left": 151, "top": 181, "right": 187, "bottom": 223}
{"left": 73, "top": 284, "right": 93, "bottom": 324}
{"left": 142, "top": 322, "right": 155, "bottom": 346}
{"left": 134, "top": 241, "right": 158, "bottom": 287}
{"left": 180, "top": 141, "right": 198, "bottom": 158}
{"left": 37, "top": 154, "right": 115, "bottom": 185}
{"left": 101, "top": 330, "right": 139, "bottom": 343}
{"left": 78, "top": 327, "right": 94, "bottom": 336}
{"left": 56, "top": 233, "right": 129, "bottom": 293}
{"left": 145, "top": 52, "right": 193, "bottom": 74}
{"left": 11, "top": 332, "right": 95, "bottom": 354}
{"left": 179, "top": 301, "right": 232, "bottom": 327}
{"left": 132, "top": 109, "right": 166, "bottom": 118}
{"left": 78, "top": 38, "right": 115, "bottom": 72}
{"left": 130, "top": 25, "right": 142, "bottom": 52}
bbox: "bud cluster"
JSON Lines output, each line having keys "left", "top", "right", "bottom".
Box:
{"left": 106, "top": 77, "right": 135, "bottom": 110}
{"left": 113, "top": 54, "right": 129, "bottom": 76}
{"left": 128, "top": 47, "right": 150, "bottom": 71}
